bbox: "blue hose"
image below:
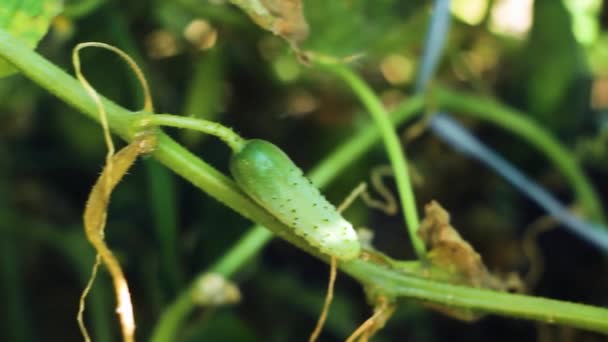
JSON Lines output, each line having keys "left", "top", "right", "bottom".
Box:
{"left": 415, "top": 0, "right": 608, "bottom": 252}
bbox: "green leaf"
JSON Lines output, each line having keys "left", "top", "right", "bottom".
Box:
{"left": 302, "top": 0, "right": 425, "bottom": 57}
{"left": 0, "top": 0, "right": 63, "bottom": 77}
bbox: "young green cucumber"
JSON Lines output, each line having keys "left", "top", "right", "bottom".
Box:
{"left": 230, "top": 139, "right": 361, "bottom": 261}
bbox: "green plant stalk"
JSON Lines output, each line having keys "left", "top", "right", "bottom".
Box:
{"left": 210, "top": 225, "right": 273, "bottom": 276}
{"left": 0, "top": 173, "right": 31, "bottom": 342}
{"left": 145, "top": 114, "right": 246, "bottom": 152}
{"left": 181, "top": 47, "right": 225, "bottom": 145}
{"left": 434, "top": 87, "right": 606, "bottom": 224}
{"left": 182, "top": 48, "right": 223, "bottom": 120}
{"left": 149, "top": 227, "right": 274, "bottom": 342}
{"left": 151, "top": 97, "right": 425, "bottom": 341}
{"left": 146, "top": 159, "right": 183, "bottom": 293}
{"left": 1, "top": 29, "right": 607, "bottom": 336}
{"left": 341, "top": 260, "right": 608, "bottom": 333}
{"left": 0, "top": 34, "right": 136, "bottom": 137}
{"left": 0, "top": 238, "right": 31, "bottom": 342}
{"left": 318, "top": 61, "right": 425, "bottom": 258}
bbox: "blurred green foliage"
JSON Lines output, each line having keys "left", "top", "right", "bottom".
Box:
{"left": 0, "top": 0, "right": 62, "bottom": 76}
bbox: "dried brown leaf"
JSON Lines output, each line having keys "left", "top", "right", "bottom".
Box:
{"left": 417, "top": 201, "right": 524, "bottom": 321}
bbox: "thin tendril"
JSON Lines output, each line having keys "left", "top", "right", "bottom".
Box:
{"left": 73, "top": 42, "right": 154, "bottom": 112}
{"left": 77, "top": 254, "right": 101, "bottom": 342}
{"left": 72, "top": 43, "right": 115, "bottom": 192}
{"left": 345, "top": 299, "right": 393, "bottom": 342}
{"left": 361, "top": 165, "right": 398, "bottom": 216}
{"left": 72, "top": 42, "right": 154, "bottom": 342}
{"left": 309, "top": 183, "right": 366, "bottom": 341}
{"left": 337, "top": 183, "right": 368, "bottom": 213}
{"left": 345, "top": 309, "right": 384, "bottom": 342}
{"left": 308, "top": 256, "right": 337, "bottom": 342}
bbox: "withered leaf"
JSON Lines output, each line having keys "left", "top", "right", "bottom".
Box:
{"left": 418, "top": 200, "right": 494, "bottom": 288}
{"left": 230, "top": 0, "right": 309, "bottom": 44}
{"left": 417, "top": 201, "right": 524, "bottom": 321}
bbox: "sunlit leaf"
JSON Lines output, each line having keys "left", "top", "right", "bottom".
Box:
{"left": 0, "top": 0, "right": 63, "bottom": 77}
{"left": 302, "top": 0, "right": 424, "bottom": 57}
{"left": 563, "top": 0, "right": 601, "bottom": 45}
{"left": 517, "top": 0, "right": 587, "bottom": 134}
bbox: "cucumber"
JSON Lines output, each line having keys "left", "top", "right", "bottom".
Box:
{"left": 230, "top": 139, "right": 361, "bottom": 261}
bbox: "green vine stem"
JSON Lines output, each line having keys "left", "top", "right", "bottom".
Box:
{"left": 1, "top": 30, "right": 607, "bottom": 337}
{"left": 141, "top": 114, "right": 246, "bottom": 152}
{"left": 341, "top": 260, "right": 608, "bottom": 334}
{"left": 314, "top": 58, "right": 425, "bottom": 258}
{"left": 434, "top": 87, "right": 606, "bottom": 224}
